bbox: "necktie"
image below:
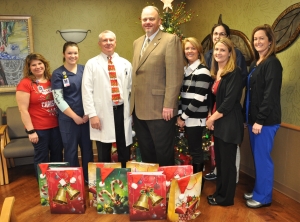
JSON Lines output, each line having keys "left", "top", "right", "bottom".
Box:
{"left": 108, "top": 56, "right": 120, "bottom": 104}
{"left": 141, "top": 38, "right": 150, "bottom": 58}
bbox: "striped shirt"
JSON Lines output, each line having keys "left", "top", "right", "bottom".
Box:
{"left": 178, "top": 59, "right": 211, "bottom": 127}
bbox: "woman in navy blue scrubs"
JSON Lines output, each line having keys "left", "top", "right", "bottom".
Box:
{"left": 52, "top": 42, "right": 93, "bottom": 182}
{"left": 244, "top": 24, "right": 282, "bottom": 208}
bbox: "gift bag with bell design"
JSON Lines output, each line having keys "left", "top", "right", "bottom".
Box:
{"left": 88, "top": 162, "right": 121, "bottom": 207}
{"left": 168, "top": 172, "right": 202, "bottom": 222}
{"left": 158, "top": 165, "right": 193, "bottom": 202}
{"left": 127, "top": 172, "right": 167, "bottom": 221}
{"left": 46, "top": 167, "right": 86, "bottom": 214}
{"left": 126, "top": 161, "right": 159, "bottom": 172}
{"left": 96, "top": 167, "right": 131, "bottom": 214}
{"left": 37, "top": 162, "right": 69, "bottom": 206}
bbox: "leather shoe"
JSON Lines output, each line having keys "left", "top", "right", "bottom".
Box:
{"left": 244, "top": 192, "right": 253, "bottom": 200}
{"left": 246, "top": 199, "right": 271, "bottom": 208}
{"left": 207, "top": 195, "right": 214, "bottom": 201}
{"left": 208, "top": 198, "right": 218, "bottom": 205}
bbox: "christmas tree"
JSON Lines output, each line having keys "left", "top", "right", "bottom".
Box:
{"left": 160, "top": 1, "right": 196, "bottom": 39}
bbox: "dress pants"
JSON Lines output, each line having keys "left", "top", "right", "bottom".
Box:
{"left": 248, "top": 124, "right": 279, "bottom": 204}
{"left": 185, "top": 126, "right": 204, "bottom": 164}
{"left": 59, "top": 119, "right": 93, "bottom": 181}
{"left": 213, "top": 136, "right": 237, "bottom": 206}
{"left": 96, "top": 104, "right": 130, "bottom": 168}
{"left": 133, "top": 111, "right": 176, "bottom": 166}
{"left": 33, "top": 127, "right": 63, "bottom": 179}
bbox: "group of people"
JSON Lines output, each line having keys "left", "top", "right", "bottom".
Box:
{"left": 16, "top": 6, "right": 282, "bottom": 209}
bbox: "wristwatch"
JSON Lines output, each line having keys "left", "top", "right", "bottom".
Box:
{"left": 25, "top": 129, "right": 36, "bottom": 134}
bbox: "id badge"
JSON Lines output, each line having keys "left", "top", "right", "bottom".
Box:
{"left": 37, "top": 85, "right": 44, "bottom": 93}
{"left": 63, "top": 78, "right": 70, "bottom": 87}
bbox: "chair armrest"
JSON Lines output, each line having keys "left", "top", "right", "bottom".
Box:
{"left": 0, "top": 125, "right": 10, "bottom": 149}
{"left": 0, "top": 196, "right": 17, "bottom": 221}
{"left": 0, "top": 124, "right": 8, "bottom": 135}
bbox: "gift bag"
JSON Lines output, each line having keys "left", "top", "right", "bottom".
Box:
{"left": 158, "top": 165, "right": 193, "bottom": 201}
{"left": 126, "top": 161, "right": 159, "bottom": 172}
{"left": 127, "top": 172, "right": 167, "bottom": 221}
{"left": 37, "top": 162, "right": 69, "bottom": 206}
{"left": 168, "top": 172, "right": 202, "bottom": 222}
{"left": 88, "top": 162, "right": 121, "bottom": 207}
{"left": 96, "top": 167, "right": 131, "bottom": 214}
{"left": 111, "top": 142, "right": 118, "bottom": 162}
{"left": 46, "top": 167, "right": 86, "bottom": 214}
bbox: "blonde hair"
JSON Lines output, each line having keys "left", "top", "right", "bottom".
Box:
{"left": 211, "top": 38, "right": 236, "bottom": 79}
{"left": 182, "top": 37, "right": 206, "bottom": 66}
{"left": 251, "top": 24, "right": 276, "bottom": 63}
{"left": 23, "top": 53, "right": 51, "bottom": 82}
{"left": 98, "top": 30, "right": 116, "bottom": 41}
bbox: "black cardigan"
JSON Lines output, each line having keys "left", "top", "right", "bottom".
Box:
{"left": 247, "top": 55, "right": 282, "bottom": 126}
{"left": 213, "top": 67, "right": 244, "bottom": 144}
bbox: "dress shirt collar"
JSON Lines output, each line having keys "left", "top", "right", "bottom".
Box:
{"left": 145, "top": 29, "right": 160, "bottom": 42}
{"left": 184, "top": 59, "right": 200, "bottom": 76}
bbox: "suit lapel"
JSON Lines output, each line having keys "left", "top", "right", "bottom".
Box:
{"left": 136, "top": 31, "right": 162, "bottom": 71}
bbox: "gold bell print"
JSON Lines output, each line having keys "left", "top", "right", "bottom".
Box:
{"left": 53, "top": 187, "right": 68, "bottom": 204}
{"left": 133, "top": 193, "right": 149, "bottom": 211}
{"left": 66, "top": 185, "right": 80, "bottom": 200}
{"left": 148, "top": 191, "right": 163, "bottom": 206}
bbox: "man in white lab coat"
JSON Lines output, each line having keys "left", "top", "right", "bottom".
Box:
{"left": 82, "top": 30, "right": 132, "bottom": 167}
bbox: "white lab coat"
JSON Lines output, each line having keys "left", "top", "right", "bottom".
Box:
{"left": 82, "top": 52, "right": 132, "bottom": 146}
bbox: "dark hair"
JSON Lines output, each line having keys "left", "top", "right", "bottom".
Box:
{"left": 62, "top": 41, "right": 79, "bottom": 62}
{"left": 211, "top": 23, "right": 231, "bottom": 38}
{"left": 23, "top": 53, "right": 51, "bottom": 81}
{"left": 251, "top": 24, "right": 276, "bottom": 62}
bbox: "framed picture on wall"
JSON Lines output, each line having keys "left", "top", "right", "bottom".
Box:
{"left": 0, "top": 15, "right": 34, "bottom": 93}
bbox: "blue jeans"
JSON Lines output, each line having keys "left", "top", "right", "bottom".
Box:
{"left": 33, "top": 127, "right": 63, "bottom": 178}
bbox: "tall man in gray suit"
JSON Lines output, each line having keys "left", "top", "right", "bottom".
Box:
{"left": 130, "top": 6, "right": 184, "bottom": 166}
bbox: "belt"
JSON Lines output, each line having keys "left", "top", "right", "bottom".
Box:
{"left": 113, "top": 103, "right": 123, "bottom": 110}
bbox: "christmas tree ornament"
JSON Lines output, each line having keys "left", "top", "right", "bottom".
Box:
{"left": 161, "top": 0, "right": 174, "bottom": 11}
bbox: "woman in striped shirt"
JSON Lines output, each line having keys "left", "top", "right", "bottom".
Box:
{"left": 177, "top": 37, "right": 212, "bottom": 184}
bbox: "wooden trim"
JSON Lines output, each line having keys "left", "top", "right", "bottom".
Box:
{"left": 280, "top": 122, "right": 300, "bottom": 131}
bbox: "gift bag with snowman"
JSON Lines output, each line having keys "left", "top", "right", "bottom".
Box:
{"left": 168, "top": 172, "right": 202, "bottom": 222}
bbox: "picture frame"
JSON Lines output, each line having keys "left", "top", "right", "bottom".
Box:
{"left": 0, "top": 15, "right": 34, "bottom": 93}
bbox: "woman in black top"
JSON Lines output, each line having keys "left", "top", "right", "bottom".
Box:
{"left": 206, "top": 37, "right": 244, "bottom": 206}
{"left": 244, "top": 24, "right": 282, "bottom": 209}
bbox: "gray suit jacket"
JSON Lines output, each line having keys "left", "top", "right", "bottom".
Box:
{"left": 130, "top": 30, "right": 184, "bottom": 120}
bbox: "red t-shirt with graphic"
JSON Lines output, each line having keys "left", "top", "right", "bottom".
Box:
{"left": 17, "top": 78, "right": 58, "bottom": 129}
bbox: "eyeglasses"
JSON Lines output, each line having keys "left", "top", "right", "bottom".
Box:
{"left": 213, "top": 32, "right": 227, "bottom": 37}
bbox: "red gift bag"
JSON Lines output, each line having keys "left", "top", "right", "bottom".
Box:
{"left": 127, "top": 172, "right": 167, "bottom": 221}
{"left": 46, "top": 167, "right": 86, "bottom": 214}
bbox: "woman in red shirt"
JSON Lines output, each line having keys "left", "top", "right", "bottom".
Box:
{"left": 16, "top": 53, "right": 63, "bottom": 179}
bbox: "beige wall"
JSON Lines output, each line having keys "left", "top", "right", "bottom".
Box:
{"left": 184, "top": 0, "right": 300, "bottom": 202}
{"left": 240, "top": 127, "right": 300, "bottom": 203}
{"left": 185, "top": 0, "right": 300, "bottom": 127}
{"left": 0, "top": 0, "right": 182, "bottom": 112}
